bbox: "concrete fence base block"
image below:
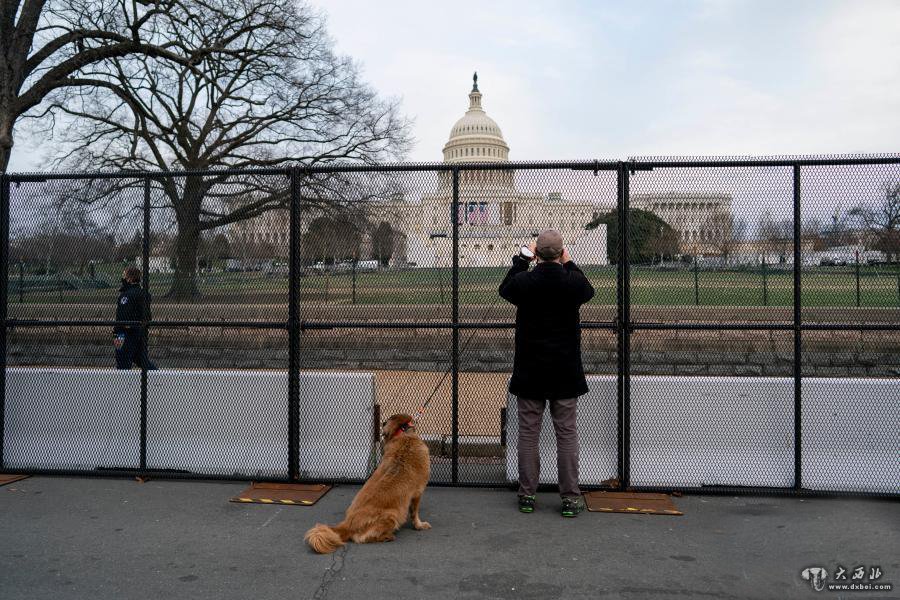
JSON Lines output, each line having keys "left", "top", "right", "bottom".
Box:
{"left": 505, "top": 375, "right": 898, "bottom": 494}
{"left": 3, "top": 368, "right": 375, "bottom": 480}
{"left": 4, "top": 369, "right": 896, "bottom": 493}
{"left": 4, "top": 369, "right": 142, "bottom": 470}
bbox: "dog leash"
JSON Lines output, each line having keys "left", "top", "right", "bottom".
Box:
{"left": 410, "top": 227, "right": 599, "bottom": 425}
{"left": 411, "top": 295, "right": 501, "bottom": 424}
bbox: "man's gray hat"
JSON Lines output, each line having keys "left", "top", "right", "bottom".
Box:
{"left": 535, "top": 229, "right": 563, "bottom": 260}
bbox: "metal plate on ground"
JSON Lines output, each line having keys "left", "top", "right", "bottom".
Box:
{"left": 230, "top": 482, "right": 332, "bottom": 506}
{"left": 0, "top": 474, "right": 30, "bottom": 486}
{"left": 584, "top": 491, "right": 683, "bottom": 516}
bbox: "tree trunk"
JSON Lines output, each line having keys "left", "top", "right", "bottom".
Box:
{"left": 0, "top": 145, "right": 10, "bottom": 173}
{"left": 0, "top": 112, "right": 15, "bottom": 173}
{"left": 166, "top": 175, "right": 205, "bottom": 301}
{"left": 169, "top": 218, "right": 201, "bottom": 300}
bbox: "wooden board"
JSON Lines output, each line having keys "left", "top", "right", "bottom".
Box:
{"left": 230, "top": 482, "right": 332, "bottom": 506}
{"left": 0, "top": 474, "right": 30, "bottom": 486}
{"left": 584, "top": 491, "right": 683, "bottom": 516}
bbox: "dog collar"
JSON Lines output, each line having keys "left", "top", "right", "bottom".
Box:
{"left": 393, "top": 421, "right": 413, "bottom": 438}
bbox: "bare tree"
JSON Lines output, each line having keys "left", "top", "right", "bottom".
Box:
{"left": 850, "top": 182, "right": 900, "bottom": 261}
{"left": 371, "top": 221, "right": 396, "bottom": 266}
{"left": 9, "top": 202, "right": 115, "bottom": 272}
{"left": 115, "top": 231, "right": 142, "bottom": 262}
{"left": 0, "top": 0, "right": 204, "bottom": 171}
{"left": 301, "top": 216, "right": 361, "bottom": 265}
{"left": 46, "top": 0, "right": 411, "bottom": 299}
{"left": 822, "top": 206, "right": 857, "bottom": 248}
{"left": 702, "top": 212, "right": 736, "bottom": 263}
{"left": 758, "top": 211, "right": 792, "bottom": 263}
{"left": 801, "top": 217, "right": 824, "bottom": 251}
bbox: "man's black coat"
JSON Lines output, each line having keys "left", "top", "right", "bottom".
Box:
{"left": 499, "top": 256, "right": 595, "bottom": 400}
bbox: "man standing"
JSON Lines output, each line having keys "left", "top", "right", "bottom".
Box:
{"left": 114, "top": 266, "right": 157, "bottom": 370}
{"left": 499, "top": 229, "right": 595, "bottom": 517}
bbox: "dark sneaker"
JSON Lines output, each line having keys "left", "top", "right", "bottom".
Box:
{"left": 518, "top": 495, "right": 536, "bottom": 513}
{"left": 561, "top": 496, "right": 585, "bottom": 518}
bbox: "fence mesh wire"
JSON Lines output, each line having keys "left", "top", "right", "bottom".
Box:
{"left": 2, "top": 159, "right": 897, "bottom": 496}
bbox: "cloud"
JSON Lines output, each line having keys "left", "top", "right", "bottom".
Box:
{"left": 323, "top": 0, "right": 900, "bottom": 160}
{"left": 9, "top": 0, "right": 900, "bottom": 172}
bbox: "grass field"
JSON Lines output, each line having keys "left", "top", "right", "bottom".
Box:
{"left": 7, "top": 264, "right": 900, "bottom": 307}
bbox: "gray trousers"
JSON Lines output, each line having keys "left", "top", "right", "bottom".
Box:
{"left": 516, "top": 396, "right": 580, "bottom": 498}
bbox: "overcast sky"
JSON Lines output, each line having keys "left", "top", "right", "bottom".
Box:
{"left": 9, "top": 0, "right": 899, "bottom": 173}
{"left": 311, "top": 0, "right": 900, "bottom": 163}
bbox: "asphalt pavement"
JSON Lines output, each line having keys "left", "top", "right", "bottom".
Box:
{"left": 1, "top": 476, "right": 898, "bottom": 600}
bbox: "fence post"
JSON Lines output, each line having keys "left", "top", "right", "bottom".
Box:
{"left": 351, "top": 259, "right": 357, "bottom": 304}
{"left": 451, "top": 167, "right": 460, "bottom": 484}
{"left": 0, "top": 174, "right": 8, "bottom": 468}
{"left": 693, "top": 255, "right": 699, "bottom": 305}
{"left": 18, "top": 262, "right": 23, "bottom": 303}
{"left": 616, "top": 163, "right": 631, "bottom": 491}
{"left": 855, "top": 249, "right": 861, "bottom": 308}
{"left": 792, "top": 165, "right": 802, "bottom": 490}
{"left": 140, "top": 177, "right": 150, "bottom": 471}
{"left": 762, "top": 256, "right": 768, "bottom": 306}
{"left": 288, "top": 168, "right": 300, "bottom": 481}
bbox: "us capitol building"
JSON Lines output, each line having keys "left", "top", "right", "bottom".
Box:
{"left": 386, "top": 74, "right": 609, "bottom": 268}
{"left": 229, "top": 75, "right": 734, "bottom": 266}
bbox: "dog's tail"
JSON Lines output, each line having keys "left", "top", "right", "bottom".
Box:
{"left": 304, "top": 522, "right": 351, "bottom": 554}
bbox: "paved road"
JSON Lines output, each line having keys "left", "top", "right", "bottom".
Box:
{"left": 1, "top": 476, "right": 897, "bottom": 599}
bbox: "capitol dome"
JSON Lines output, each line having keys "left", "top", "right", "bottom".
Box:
{"left": 443, "top": 73, "right": 510, "bottom": 163}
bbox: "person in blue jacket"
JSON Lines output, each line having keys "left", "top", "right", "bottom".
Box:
{"left": 113, "top": 266, "right": 157, "bottom": 370}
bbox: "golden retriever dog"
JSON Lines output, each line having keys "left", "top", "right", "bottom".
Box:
{"left": 304, "top": 413, "right": 430, "bottom": 553}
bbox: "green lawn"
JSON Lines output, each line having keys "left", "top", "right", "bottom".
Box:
{"left": 7, "top": 264, "right": 900, "bottom": 308}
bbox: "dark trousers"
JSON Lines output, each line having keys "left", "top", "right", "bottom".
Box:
{"left": 517, "top": 396, "right": 580, "bottom": 498}
{"left": 115, "top": 332, "right": 157, "bottom": 370}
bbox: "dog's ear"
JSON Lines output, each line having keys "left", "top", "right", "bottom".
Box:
{"left": 381, "top": 414, "right": 401, "bottom": 438}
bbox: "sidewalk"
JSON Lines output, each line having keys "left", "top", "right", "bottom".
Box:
{"left": 1, "top": 476, "right": 897, "bottom": 600}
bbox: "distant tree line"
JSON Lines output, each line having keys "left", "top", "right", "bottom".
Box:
{"left": 301, "top": 218, "right": 399, "bottom": 266}
{"left": 4, "top": 0, "right": 411, "bottom": 300}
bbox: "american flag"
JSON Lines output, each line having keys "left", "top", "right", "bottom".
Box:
{"left": 454, "top": 202, "right": 496, "bottom": 224}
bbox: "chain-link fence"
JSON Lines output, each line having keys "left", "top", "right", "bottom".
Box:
{"left": 2, "top": 156, "right": 898, "bottom": 496}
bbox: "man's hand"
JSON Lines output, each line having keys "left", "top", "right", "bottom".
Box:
{"left": 561, "top": 248, "right": 572, "bottom": 264}
{"left": 113, "top": 335, "right": 124, "bottom": 350}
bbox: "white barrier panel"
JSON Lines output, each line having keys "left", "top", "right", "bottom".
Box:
{"left": 6, "top": 369, "right": 896, "bottom": 491}
{"left": 506, "top": 376, "right": 899, "bottom": 493}
{"left": 4, "top": 368, "right": 142, "bottom": 470}
{"left": 4, "top": 368, "right": 375, "bottom": 479}
{"left": 629, "top": 376, "right": 795, "bottom": 488}
{"left": 296, "top": 371, "right": 375, "bottom": 480}
{"left": 146, "top": 370, "right": 289, "bottom": 477}
{"left": 801, "top": 378, "right": 899, "bottom": 493}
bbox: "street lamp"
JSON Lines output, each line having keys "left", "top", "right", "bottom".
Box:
{"left": 429, "top": 233, "right": 448, "bottom": 304}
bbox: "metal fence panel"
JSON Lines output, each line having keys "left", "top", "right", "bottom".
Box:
{"left": 1, "top": 158, "right": 897, "bottom": 497}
